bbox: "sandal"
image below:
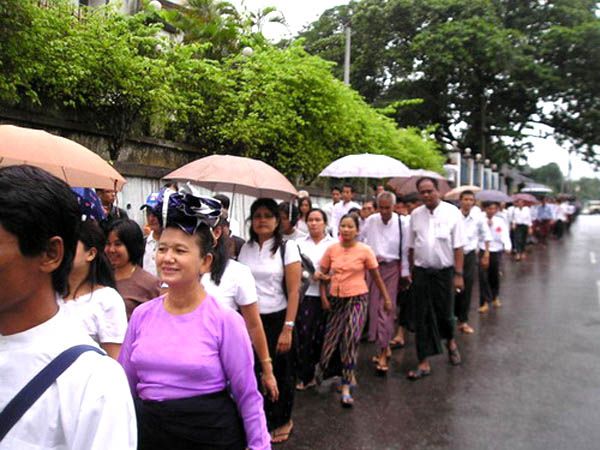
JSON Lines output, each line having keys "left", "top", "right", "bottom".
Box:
{"left": 375, "top": 363, "right": 389, "bottom": 376}
{"left": 407, "top": 368, "right": 431, "bottom": 380}
{"left": 340, "top": 393, "right": 354, "bottom": 408}
{"left": 448, "top": 346, "right": 462, "bottom": 366}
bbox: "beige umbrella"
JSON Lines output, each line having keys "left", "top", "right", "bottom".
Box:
{"left": 387, "top": 170, "right": 450, "bottom": 196}
{"left": 0, "top": 125, "right": 126, "bottom": 190}
{"left": 163, "top": 154, "right": 298, "bottom": 199}
{"left": 444, "top": 185, "right": 482, "bottom": 201}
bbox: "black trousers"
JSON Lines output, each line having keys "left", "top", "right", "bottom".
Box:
{"left": 479, "top": 251, "right": 502, "bottom": 305}
{"left": 137, "top": 391, "right": 246, "bottom": 450}
{"left": 295, "top": 295, "right": 327, "bottom": 385}
{"left": 413, "top": 266, "right": 455, "bottom": 361}
{"left": 454, "top": 251, "right": 477, "bottom": 323}
{"left": 259, "top": 309, "right": 295, "bottom": 431}
{"left": 514, "top": 224, "right": 529, "bottom": 253}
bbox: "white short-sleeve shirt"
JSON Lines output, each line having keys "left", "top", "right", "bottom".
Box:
{"left": 462, "top": 208, "right": 492, "bottom": 253}
{"left": 480, "top": 215, "right": 512, "bottom": 252}
{"left": 0, "top": 308, "right": 136, "bottom": 450}
{"left": 297, "top": 234, "right": 337, "bottom": 297}
{"left": 331, "top": 200, "right": 361, "bottom": 235}
{"left": 512, "top": 206, "right": 533, "bottom": 226}
{"left": 408, "top": 201, "right": 466, "bottom": 269}
{"left": 58, "top": 287, "right": 128, "bottom": 345}
{"left": 238, "top": 238, "right": 301, "bottom": 314}
{"left": 201, "top": 259, "right": 258, "bottom": 310}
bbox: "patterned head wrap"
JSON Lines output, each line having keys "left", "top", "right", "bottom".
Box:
{"left": 72, "top": 187, "right": 106, "bottom": 222}
{"left": 152, "top": 184, "right": 222, "bottom": 235}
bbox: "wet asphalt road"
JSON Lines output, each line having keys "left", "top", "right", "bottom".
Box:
{"left": 283, "top": 215, "right": 600, "bottom": 450}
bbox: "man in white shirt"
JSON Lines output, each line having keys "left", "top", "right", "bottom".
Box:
{"left": 407, "top": 177, "right": 466, "bottom": 380}
{"left": 455, "top": 190, "right": 491, "bottom": 335}
{"left": 322, "top": 186, "right": 341, "bottom": 233}
{"left": 141, "top": 192, "right": 161, "bottom": 276}
{"left": 331, "top": 184, "right": 361, "bottom": 235}
{"left": 555, "top": 200, "right": 571, "bottom": 239}
{"left": 511, "top": 199, "right": 533, "bottom": 261}
{"left": 478, "top": 201, "right": 512, "bottom": 313}
{"left": 0, "top": 165, "right": 136, "bottom": 449}
{"left": 361, "top": 192, "right": 410, "bottom": 372}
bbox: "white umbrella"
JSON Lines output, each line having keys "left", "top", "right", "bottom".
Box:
{"left": 521, "top": 183, "right": 553, "bottom": 194}
{"left": 318, "top": 153, "right": 411, "bottom": 178}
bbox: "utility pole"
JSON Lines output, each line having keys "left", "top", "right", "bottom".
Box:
{"left": 343, "top": 22, "right": 351, "bottom": 85}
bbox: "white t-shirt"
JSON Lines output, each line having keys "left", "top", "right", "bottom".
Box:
{"left": 58, "top": 287, "right": 128, "bottom": 344}
{"left": 297, "top": 234, "right": 337, "bottom": 297}
{"left": 143, "top": 231, "right": 158, "bottom": 277}
{"left": 238, "top": 238, "right": 301, "bottom": 314}
{"left": 201, "top": 259, "right": 258, "bottom": 311}
{"left": 408, "top": 201, "right": 466, "bottom": 269}
{"left": 0, "top": 308, "right": 136, "bottom": 450}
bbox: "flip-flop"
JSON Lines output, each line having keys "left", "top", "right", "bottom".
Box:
{"left": 448, "top": 346, "right": 462, "bottom": 366}
{"left": 340, "top": 393, "right": 354, "bottom": 408}
{"left": 407, "top": 368, "right": 431, "bottom": 380}
{"left": 389, "top": 339, "right": 405, "bottom": 349}
{"left": 271, "top": 421, "right": 294, "bottom": 444}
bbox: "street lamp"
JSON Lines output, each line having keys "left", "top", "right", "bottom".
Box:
{"left": 241, "top": 46, "right": 254, "bottom": 57}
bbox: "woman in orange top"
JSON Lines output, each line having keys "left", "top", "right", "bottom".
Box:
{"left": 315, "top": 214, "right": 392, "bottom": 407}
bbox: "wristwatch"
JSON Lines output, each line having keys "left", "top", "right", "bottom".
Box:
{"left": 455, "top": 271, "right": 463, "bottom": 276}
{"left": 284, "top": 321, "right": 295, "bottom": 328}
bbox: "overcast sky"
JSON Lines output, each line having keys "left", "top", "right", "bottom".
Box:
{"left": 231, "top": 0, "right": 598, "bottom": 179}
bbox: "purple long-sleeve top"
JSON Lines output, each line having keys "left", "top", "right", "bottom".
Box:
{"left": 118, "top": 294, "right": 270, "bottom": 450}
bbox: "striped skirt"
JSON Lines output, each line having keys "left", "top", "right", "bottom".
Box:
{"left": 316, "top": 295, "right": 368, "bottom": 386}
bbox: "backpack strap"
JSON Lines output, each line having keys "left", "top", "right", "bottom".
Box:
{"left": 0, "top": 344, "right": 104, "bottom": 442}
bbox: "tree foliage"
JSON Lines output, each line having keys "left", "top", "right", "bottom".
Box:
{"left": 0, "top": 0, "right": 443, "bottom": 181}
{"left": 300, "top": 0, "right": 600, "bottom": 166}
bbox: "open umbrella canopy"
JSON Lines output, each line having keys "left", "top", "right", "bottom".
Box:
{"left": 512, "top": 193, "right": 539, "bottom": 204}
{"left": 521, "top": 182, "right": 553, "bottom": 194}
{"left": 444, "top": 185, "right": 482, "bottom": 201}
{"left": 163, "top": 154, "right": 298, "bottom": 199}
{"left": 318, "top": 153, "right": 411, "bottom": 178}
{"left": 476, "top": 189, "right": 512, "bottom": 203}
{"left": 388, "top": 174, "right": 450, "bottom": 196}
{"left": 0, "top": 125, "right": 126, "bottom": 190}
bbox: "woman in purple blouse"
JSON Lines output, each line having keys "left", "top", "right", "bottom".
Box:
{"left": 118, "top": 191, "right": 270, "bottom": 450}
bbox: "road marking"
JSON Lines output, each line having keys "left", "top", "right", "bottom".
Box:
{"left": 597, "top": 281, "right": 600, "bottom": 307}
{"left": 591, "top": 252, "right": 597, "bottom": 264}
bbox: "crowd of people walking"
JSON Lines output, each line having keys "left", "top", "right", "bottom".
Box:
{"left": 0, "top": 164, "right": 577, "bottom": 449}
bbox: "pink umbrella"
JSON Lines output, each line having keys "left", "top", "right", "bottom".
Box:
{"left": 164, "top": 154, "right": 298, "bottom": 199}
{"left": 512, "top": 193, "right": 539, "bottom": 205}
{"left": 0, "top": 125, "right": 126, "bottom": 190}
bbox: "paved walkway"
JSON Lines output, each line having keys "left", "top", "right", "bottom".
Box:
{"left": 284, "top": 215, "right": 600, "bottom": 450}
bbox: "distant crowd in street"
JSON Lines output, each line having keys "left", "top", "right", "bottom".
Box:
{"left": 0, "top": 165, "right": 578, "bottom": 449}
